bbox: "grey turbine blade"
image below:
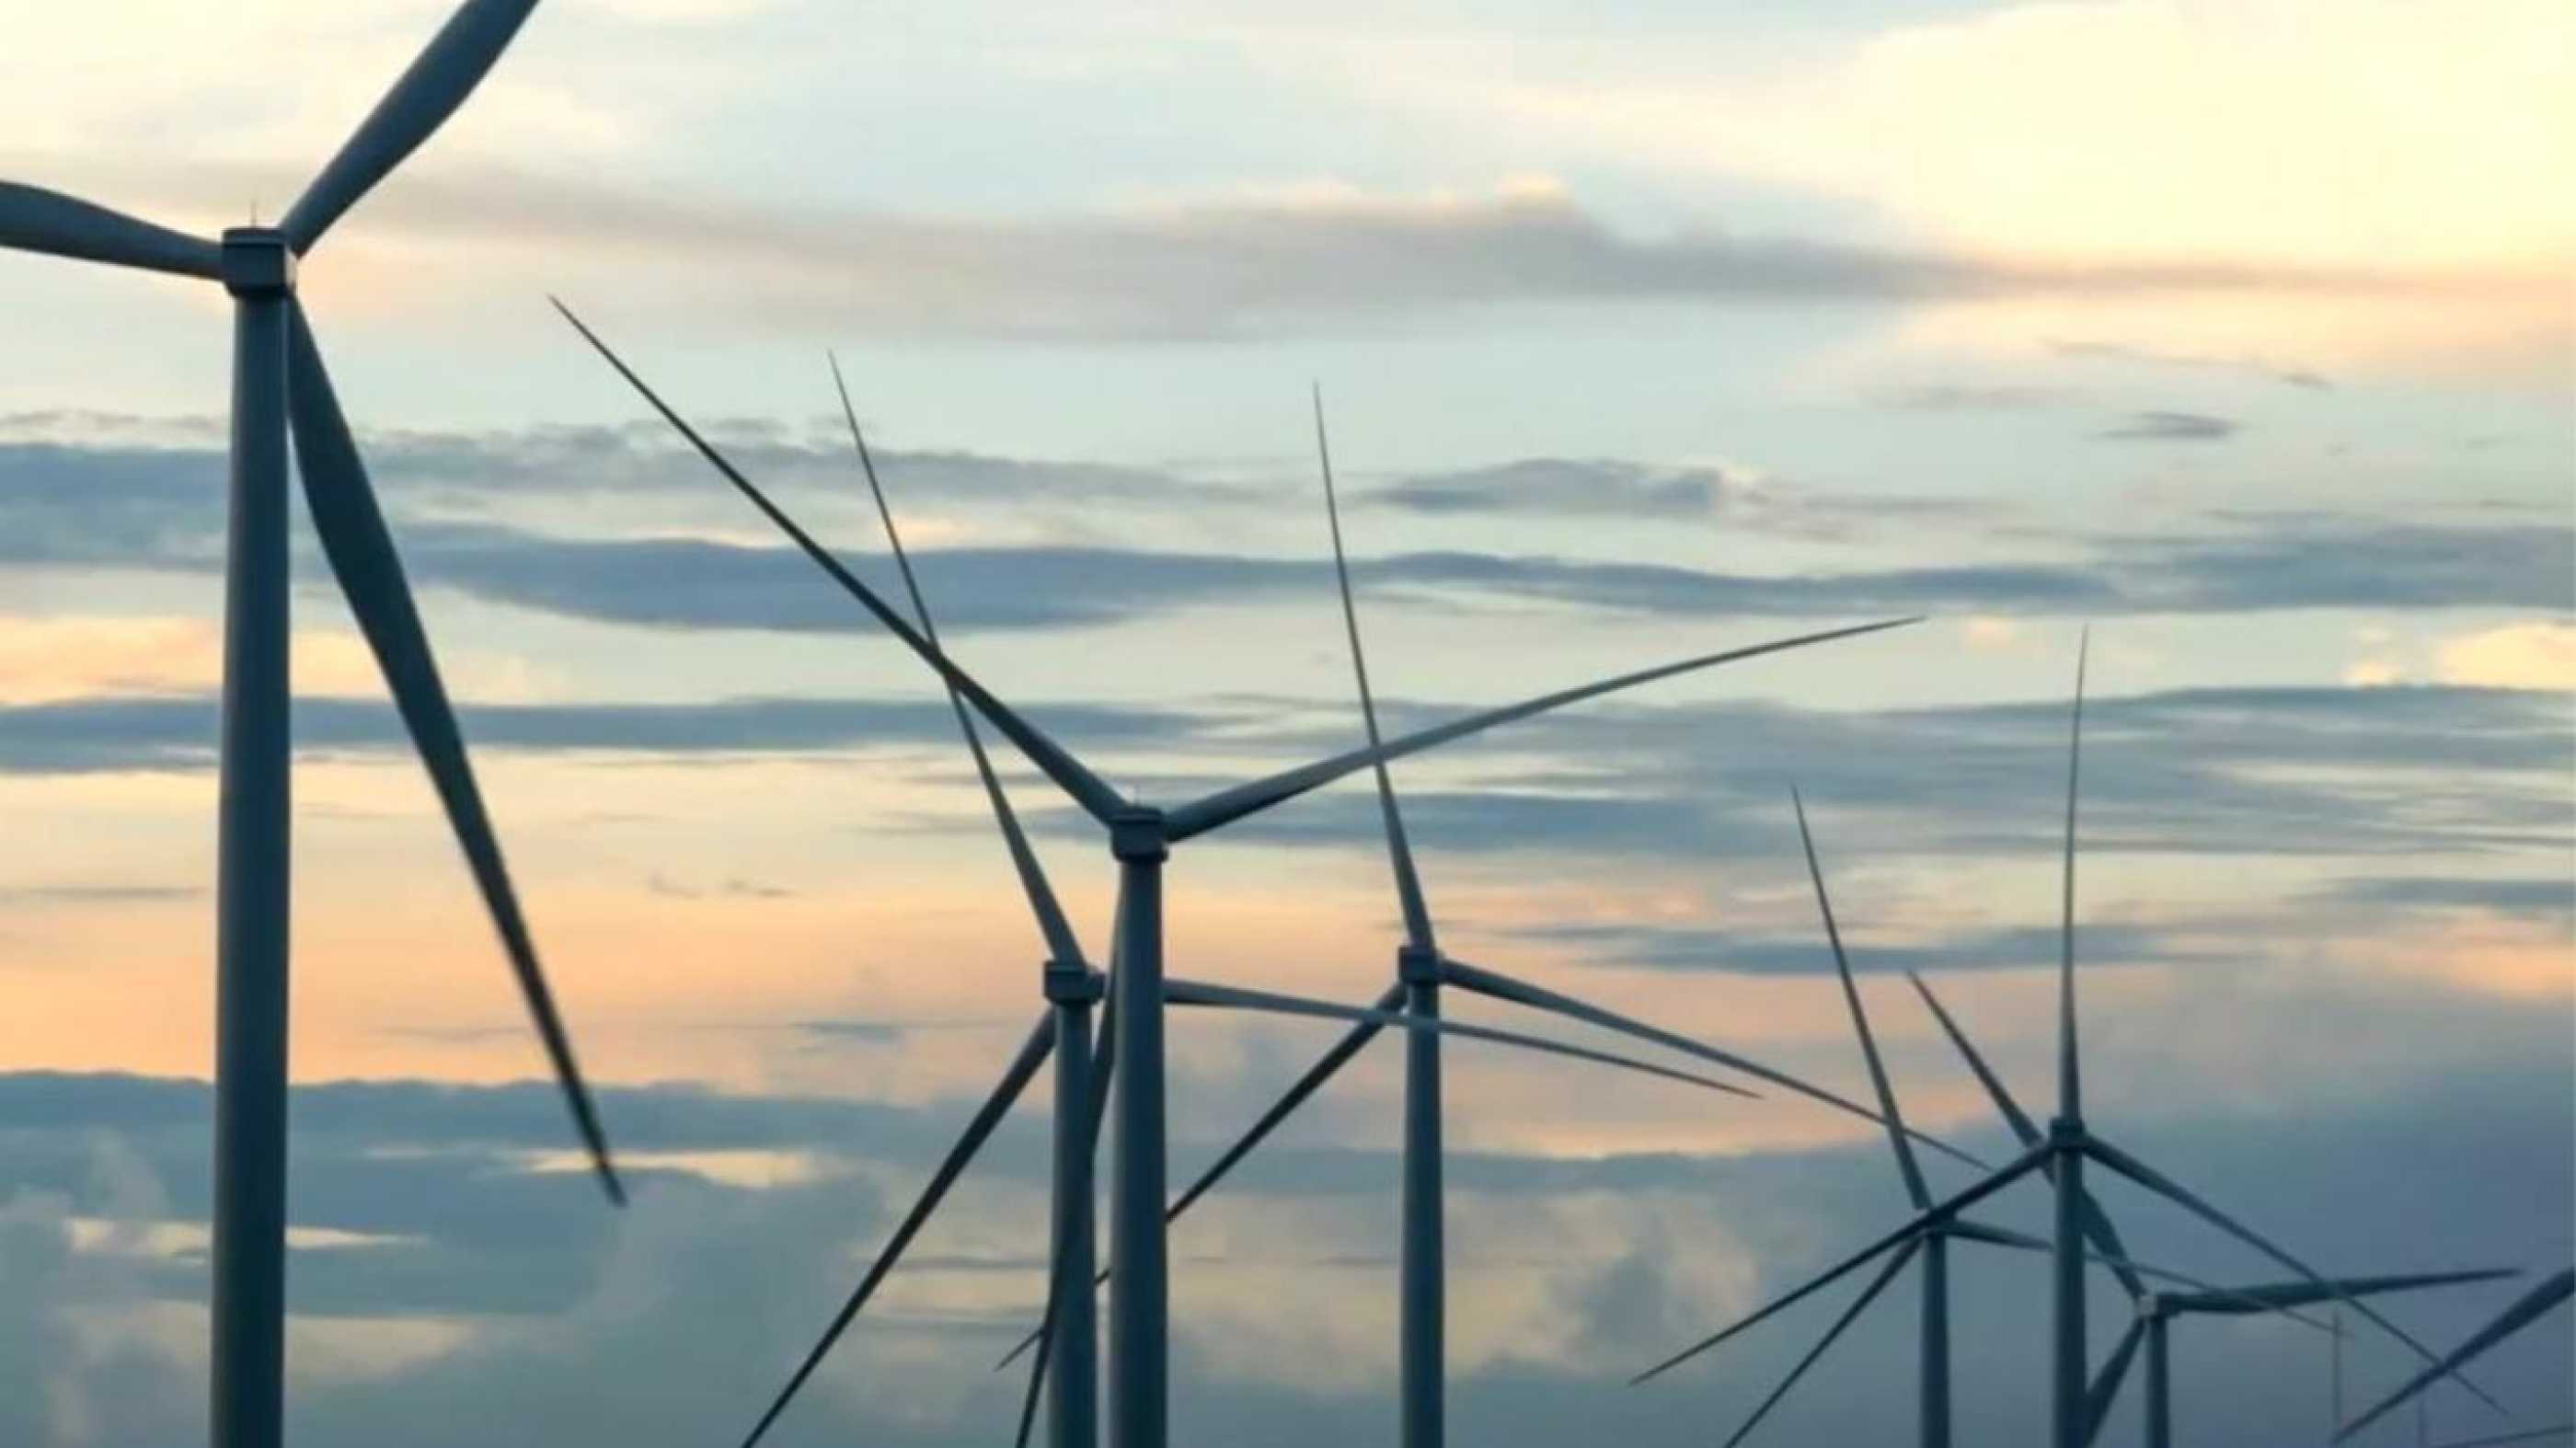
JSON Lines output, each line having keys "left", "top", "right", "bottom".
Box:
{"left": 1791, "top": 787, "right": 1928, "bottom": 1208}
{"left": 992, "top": 982, "right": 1403, "bottom": 1374}
{"left": 2086, "top": 1136, "right": 2508, "bottom": 1417}
{"left": 2168, "top": 1269, "right": 2520, "bottom": 1316}
{"left": 1906, "top": 969, "right": 2042, "bottom": 1148}
{"left": 1011, "top": 1319, "right": 1052, "bottom": 1448}
{"left": 0, "top": 183, "right": 219, "bottom": 277}
{"left": 2421, "top": 1428, "right": 2576, "bottom": 1448}
{"left": 1632, "top": 1140, "right": 2051, "bottom": 1385}
{"left": 1312, "top": 387, "right": 1433, "bottom": 950}
{"left": 1721, "top": 1236, "right": 1924, "bottom": 1448}
{"left": 1908, "top": 969, "right": 2145, "bottom": 1299}
{"left": 2338, "top": 1268, "right": 2572, "bottom": 1442}
{"left": 2058, "top": 629, "right": 2087, "bottom": 1119}
{"left": 1164, "top": 616, "right": 1922, "bottom": 842}
{"left": 831, "top": 355, "right": 1087, "bottom": 968}
{"left": 285, "top": 303, "right": 620, "bottom": 1203}
{"left": 554, "top": 302, "right": 1126, "bottom": 826}
{"left": 738, "top": 1012, "right": 1057, "bottom": 1448}
{"left": 2082, "top": 1316, "right": 2146, "bottom": 1446}
{"left": 1163, "top": 977, "right": 1755, "bottom": 1097}
{"left": 1440, "top": 957, "right": 1980, "bottom": 1170}
{"left": 1950, "top": 1221, "right": 2334, "bottom": 1332}
{"left": 1166, "top": 980, "right": 1403, "bottom": 1222}
{"left": 282, "top": 0, "right": 540, "bottom": 252}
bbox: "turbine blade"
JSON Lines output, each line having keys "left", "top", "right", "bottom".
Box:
{"left": 1439, "top": 957, "right": 1984, "bottom": 1170}
{"left": 1949, "top": 1220, "right": 2335, "bottom": 1333}
{"left": 1632, "top": 1140, "right": 2052, "bottom": 1385}
{"left": 1162, "top": 977, "right": 1755, "bottom": 1098}
{"left": 737, "top": 1012, "right": 1057, "bottom": 1448}
{"left": 1720, "top": 1236, "right": 1924, "bottom": 1448}
{"left": 2419, "top": 1426, "right": 2576, "bottom": 1448}
{"left": 1010, "top": 1315, "right": 1051, "bottom": 1448}
{"left": 554, "top": 302, "right": 1126, "bottom": 826}
{"left": 2338, "top": 1269, "right": 2572, "bottom": 1442}
{"left": 1906, "top": 969, "right": 2041, "bottom": 1148}
{"left": 285, "top": 304, "right": 620, "bottom": 1204}
{"left": 1164, "top": 616, "right": 1922, "bottom": 842}
{"left": 2086, "top": 1136, "right": 2512, "bottom": 1419}
{"left": 991, "top": 982, "right": 1402, "bottom": 1375}
{"left": 2168, "top": 1270, "right": 2520, "bottom": 1316}
{"left": 1791, "top": 787, "right": 1929, "bottom": 1209}
{"left": 2082, "top": 1317, "right": 2146, "bottom": 1446}
{"left": 281, "top": 0, "right": 540, "bottom": 252}
{"left": 0, "top": 182, "right": 219, "bottom": 277}
{"left": 1906, "top": 969, "right": 2146, "bottom": 1298}
{"left": 1167, "top": 981, "right": 1403, "bottom": 1223}
{"left": 829, "top": 355, "right": 1087, "bottom": 970}
{"left": 1312, "top": 386, "right": 1435, "bottom": 951}
{"left": 2059, "top": 629, "right": 2088, "bottom": 1120}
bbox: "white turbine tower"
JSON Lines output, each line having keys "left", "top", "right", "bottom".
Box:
{"left": 0, "top": 6, "right": 622, "bottom": 1446}
{"left": 697, "top": 365, "right": 1878, "bottom": 1448}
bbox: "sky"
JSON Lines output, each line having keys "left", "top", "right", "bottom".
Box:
{"left": 0, "top": 0, "right": 2570, "bottom": 1444}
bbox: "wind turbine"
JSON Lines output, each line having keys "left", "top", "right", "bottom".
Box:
{"left": 1909, "top": 965, "right": 2521, "bottom": 1448}
{"left": 0, "top": 6, "right": 620, "bottom": 1446}
{"left": 974, "top": 392, "right": 1972, "bottom": 1444}
{"left": 709, "top": 363, "right": 1880, "bottom": 1448}
{"left": 1638, "top": 787, "right": 2336, "bottom": 1447}
{"left": 2082, "top": 1270, "right": 2518, "bottom": 1448}
{"left": 1634, "top": 637, "right": 2501, "bottom": 1445}
{"left": 2340, "top": 1269, "right": 2574, "bottom": 1442}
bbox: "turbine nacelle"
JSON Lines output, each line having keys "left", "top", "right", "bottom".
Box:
{"left": 218, "top": 228, "right": 296, "bottom": 297}
{"left": 1109, "top": 806, "right": 1170, "bottom": 863}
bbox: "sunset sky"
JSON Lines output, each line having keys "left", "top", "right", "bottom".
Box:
{"left": 2, "top": 1, "right": 2570, "bottom": 1444}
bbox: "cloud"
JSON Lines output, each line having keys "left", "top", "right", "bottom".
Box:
{"left": 0, "top": 693, "right": 1202, "bottom": 776}
{"left": 1364, "top": 458, "right": 1724, "bottom": 519}
{"left": 2437, "top": 621, "right": 2576, "bottom": 690}
{"left": 0, "top": 1055, "right": 2565, "bottom": 1447}
{"left": 1873, "top": 383, "right": 2071, "bottom": 411}
{"left": 2047, "top": 338, "right": 2332, "bottom": 390}
{"left": 11, "top": 431, "right": 2564, "bottom": 644}
{"left": 1512, "top": 918, "right": 2226, "bottom": 977}
{"left": 3, "top": 162, "right": 2473, "bottom": 343}
{"left": 1367, "top": 0, "right": 2572, "bottom": 373}
{"left": 2096, "top": 410, "right": 2239, "bottom": 442}
{"left": 2315, "top": 875, "right": 2572, "bottom": 919}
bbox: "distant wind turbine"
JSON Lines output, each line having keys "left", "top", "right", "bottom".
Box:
{"left": 0, "top": 6, "right": 621, "bottom": 1446}
{"left": 2077, "top": 1270, "right": 2518, "bottom": 1447}
{"left": 1910, "top": 965, "right": 2517, "bottom": 1448}
{"left": 2340, "top": 1269, "right": 2574, "bottom": 1442}
{"left": 708, "top": 364, "right": 1888, "bottom": 1448}
{"left": 1641, "top": 787, "right": 2342, "bottom": 1447}
{"left": 1634, "top": 637, "right": 2500, "bottom": 1447}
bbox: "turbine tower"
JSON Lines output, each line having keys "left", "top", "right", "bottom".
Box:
{"left": 1635, "top": 637, "right": 2502, "bottom": 1443}
{"left": 650, "top": 362, "right": 1907, "bottom": 1448}
{"left": 0, "top": 6, "right": 622, "bottom": 1445}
